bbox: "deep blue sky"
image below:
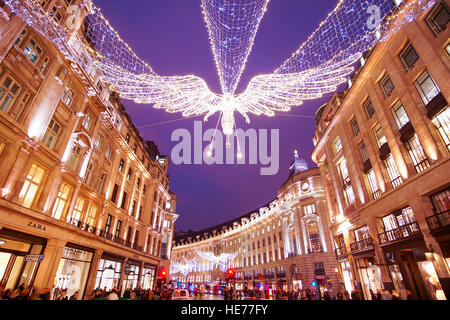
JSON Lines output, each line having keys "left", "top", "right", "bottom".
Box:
{"left": 94, "top": 0, "right": 338, "bottom": 232}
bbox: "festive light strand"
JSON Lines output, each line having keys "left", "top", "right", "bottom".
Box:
{"left": 4, "top": 0, "right": 438, "bottom": 139}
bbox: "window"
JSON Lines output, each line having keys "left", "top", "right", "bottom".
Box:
{"left": 431, "top": 107, "right": 450, "bottom": 151}
{"left": 67, "top": 144, "right": 82, "bottom": 171}
{"left": 82, "top": 113, "right": 92, "bottom": 131}
{"left": 364, "top": 99, "right": 376, "bottom": 119}
{"left": 52, "top": 183, "right": 73, "bottom": 220}
{"left": 384, "top": 154, "right": 403, "bottom": 188}
{"left": 304, "top": 204, "right": 316, "bottom": 215}
{"left": 104, "top": 214, "right": 113, "bottom": 236}
{"left": 12, "top": 92, "right": 30, "bottom": 121}
{"left": 333, "top": 137, "right": 343, "bottom": 155}
{"left": 359, "top": 142, "right": 369, "bottom": 163}
{"left": 137, "top": 206, "right": 143, "bottom": 221}
{"left": 382, "top": 207, "right": 417, "bottom": 232}
{"left": 136, "top": 178, "right": 141, "bottom": 190}
{"left": 118, "top": 159, "right": 124, "bottom": 172}
{"left": 130, "top": 200, "right": 136, "bottom": 216}
{"left": 339, "top": 160, "right": 355, "bottom": 205}
{"left": 367, "top": 169, "right": 381, "bottom": 199}
{"left": 373, "top": 123, "right": 388, "bottom": 148}
{"left": 405, "top": 134, "right": 430, "bottom": 173}
{"left": 18, "top": 163, "right": 46, "bottom": 208}
{"left": 350, "top": 117, "right": 360, "bottom": 136}
{"left": 70, "top": 197, "right": 86, "bottom": 222}
{"left": 104, "top": 146, "right": 112, "bottom": 160}
{"left": 94, "top": 134, "right": 103, "bottom": 149}
{"left": 85, "top": 205, "right": 98, "bottom": 230}
{"left": 127, "top": 168, "right": 132, "bottom": 181}
{"left": 125, "top": 134, "right": 130, "bottom": 144}
{"left": 61, "top": 85, "right": 74, "bottom": 107}
{"left": 14, "top": 29, "right": 27, "bottom": 46}
{"left": 307, "top": 220, "right": 323, "bottom": 253}
{"left": 111, "top": 184, "right": 119, "bottom": 203}
{"left": 115, "top": 220, "right": 122, "bottom": 238}
{"left": 42, "top": 119, "right": 61, "bottom": 149}
{"left": 96, "top": 173, "right": 106, "bottom": 193}
{"left": 414, "top": 70, "right": 440, "bottom": 105}
{"left": 354, "top": 226, "right": 371, "bottom": 242}
{"left": 426, "top": 2, "right": 449, "bottom": 36}
{"left": 399, "top": 42, "right": 419, "bottom": 70}
{"left": 84, "top": 162, "right": 94, "bottom": 185}
{"left": 380, "top": 74, "right": 395, "bottom": 97}
{"left": 23, "top": 39, "right": 42, "bottom": 65}
{"left": 121, "top": 192, "right": 128, "bottom": 210}
{"left": 430, "top": 188, "right": 450, "bottom": 216}
{"left": 392, "top": 101, "right": 410, "bottom": 129}
{"left": 0, "top": 76, "right": 21, "bottom": 113}
{"left": 49, "top": 5, "right": 63, "bottom": 23}
{"left": 39, "top": 57, "right": 50, "bottom": 74}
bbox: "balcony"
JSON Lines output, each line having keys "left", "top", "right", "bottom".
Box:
{"left": 426, "top": 210, "right": 450, "bottom": 236}
{"left": 350, "top": 237, "right": 374, "bottom": 254}
{"left": 335, "top": 245, "right": 347, "bottom": 259}
{"left": 378, "top": 222, "right": 422, "bottom": 246}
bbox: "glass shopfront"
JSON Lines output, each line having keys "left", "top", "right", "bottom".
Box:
{"left": 121, "top": 261, "right": 140, "bottom": 296}
{"left": 0, "top": 229, "right": 45, "bottom": 292}
{"left": 357, "top": 258, "right": 383, "bottom": 300}
{"left": 340, "top": 260, "right": 355, "bottom": 295}
{"left": 52, "top": 245, "right": 93, "bottom": 300}
{"left": 417, "top": 260, "right": 446, "bottom": 300}
{"left": 95, "top": 255, "right": 123, "bottom": 291}
{"left": 389, "top": 264, "right": 406, "bottom": 292}
{"left": 140, "top": 264, "right": 156, "bottom": 290}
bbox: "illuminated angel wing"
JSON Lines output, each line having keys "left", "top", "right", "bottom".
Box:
{"left": 99, "top": 62, "right": 222, "bottom": 118}
{"left": 234, "top": 54, "right": 357, "bottom": 119}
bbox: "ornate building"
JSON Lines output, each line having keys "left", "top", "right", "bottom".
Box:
{"left": 171, "top": 152, "right": 340, "bottom": 295}
{"left": 312, "top": 0, "right": 449, "bottom": 300}
{"left": 0, "top": 0, "right": 177, "bottom": 299}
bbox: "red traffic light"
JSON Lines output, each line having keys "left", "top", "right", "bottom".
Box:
{"left": 160, "top": 269, "right": 167, "bottom": 278}
{"left": 226, "top": 268, "right": 235, "bottom": 277}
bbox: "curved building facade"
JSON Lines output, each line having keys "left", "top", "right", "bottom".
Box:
{"left": 171, "top": 152, "right": 341, "bottom": 295}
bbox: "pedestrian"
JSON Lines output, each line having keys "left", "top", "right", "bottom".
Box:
{"left": 56, "top": 289, "right": 68, "bottom": 300}
{"left": 69, "top": 291, "right": 79, "bottom": 300}
{"left": 148, "top": 290, "right": 155, "bottom": 300}
{"left": 39, "top": 288, "right": 51, "bottom": 300}
{"left": 107, "top": 288, "right": 119, "bottom": 300}
{"left": 381, "top": 290, "right": 392, "bottom": 300}
{"left": 10, "top": 284, "right": 24, "bottom": 300}
{"left": 130, "top": 290, "right": 137, "bottom": 300}
{"left": 1, "top": 289, "right": 11, "bottom": 300}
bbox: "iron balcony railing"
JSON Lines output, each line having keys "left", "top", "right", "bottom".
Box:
{"left": 335, "top": 245, "right": 347, "bottom": 258}
{"left": 426, "top": 210, "right": 450, "bottom": 232}
{"left": 350, "top": 237, "right": 374, "bottom": 253}
{"left": 378, "top": 222, "right": 421, "bottom": 245}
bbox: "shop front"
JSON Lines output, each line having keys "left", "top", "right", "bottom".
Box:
{"left": 355, "top": 256, "right": 384, "bottom": 300}
{"left": 384, "top": 246, "right": 446, "bottom": 300}
{"left": 122, "top": 260, "right": 141, "bottom": 295}
{"left": 95, "top": 253, "right": 123, "bottom": 291}
{"left": 339, "top": 260, "right": 355, "bottom": 295}
{"left": 52, "top": 243, "right": 94, "bottom": 300}
{"left": 0, "top": 228, "right": 46, "bottom": 293}
{"left": 140, "top": 263, "right": 156, "bottom": 290}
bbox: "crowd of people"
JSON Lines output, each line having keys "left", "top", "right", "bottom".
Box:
{"left": 1, "top": 283, "right": 418, "bottom": 301}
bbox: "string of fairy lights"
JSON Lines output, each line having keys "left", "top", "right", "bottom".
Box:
{"left": 3, "top": 0, "right": 438, "bottom": 142}
{"left": 170, "top": 249, "right": 239, "bottom": 276}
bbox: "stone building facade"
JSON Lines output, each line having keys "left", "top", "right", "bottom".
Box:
{"left": 311, "top": 0, "right": 450, "bottom": 300}
{"left": 0, "top": 0, "right": 177, "bottom": 299}
{"left": 171, "top": 153, "right": 341, "bottom": 296}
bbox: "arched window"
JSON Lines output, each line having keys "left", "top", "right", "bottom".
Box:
{"left": 306, "top": 219, "right": 323, "bottom": 254}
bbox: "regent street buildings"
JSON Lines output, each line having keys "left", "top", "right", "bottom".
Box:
{"left": 311, "top": 0, "right": 450, "bottom": 300}
{"left": 171, "top": 153, "right": 341, "bottom": 294}
{"left": 0, "top": 0, "right": 178, "bottom": 300}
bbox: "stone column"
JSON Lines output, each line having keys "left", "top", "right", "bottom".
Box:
{"left": 33, "top": 239, "right": 66, "bottom": 294}
{"left": 83, "top": 249, "right": 104, "bottom": 299}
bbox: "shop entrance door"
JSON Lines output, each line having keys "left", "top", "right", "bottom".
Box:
{"left": 398, "top": 251, "right": 427, "bottom": 300}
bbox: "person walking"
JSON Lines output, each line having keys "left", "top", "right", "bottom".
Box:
{"left": 69, "top": 291, "right": 79, "bottom": 300}
{"left": 107, "top": 289, "right": 119, "bottom": 300}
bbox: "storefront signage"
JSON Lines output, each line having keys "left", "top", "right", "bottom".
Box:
{"left": 27, "top": 221, "right": 47, "bottom": 232}
{"left": 25, "top": 255, "right": 44, "bottom": 262}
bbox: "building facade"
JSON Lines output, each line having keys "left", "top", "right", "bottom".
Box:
{"left": 171, "top": 153, "right": 341, "bottom": 296}
{"left": 0, "top": 0, "right": 178, "bottom": 299}
{"left": 312, "top": 0, "right": 450, "bottom": 300}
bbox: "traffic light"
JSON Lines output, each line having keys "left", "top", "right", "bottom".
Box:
{"left": 159, "top": 268, "right": 167, "bottom": 283}
{"left": 311, "top": 280, "right": 317, "bottom": 287}
{"left": 226, "top": 268, "right": 235, "bottom": 281}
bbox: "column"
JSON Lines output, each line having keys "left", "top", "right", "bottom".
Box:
{"left": 83, "top": 249, "right": 104, "bottom": 300}
{"left": 33, "top": 239, "right": 66, "bottom": 293}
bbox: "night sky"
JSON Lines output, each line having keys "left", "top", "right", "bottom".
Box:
{"left": 94, "top": 0, "right": 338, "bottom": 232}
